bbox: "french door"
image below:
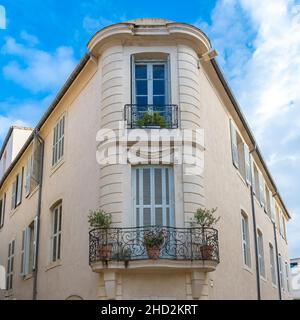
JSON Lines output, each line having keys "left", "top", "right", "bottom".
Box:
{"left": 133, "top": 61, "right": 168, "bottom": 107}
{"left": 133, "top": 167, "right": 174, "bottom": 227}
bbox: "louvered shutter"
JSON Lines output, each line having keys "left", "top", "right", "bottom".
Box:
{"left": 259, "top": 172, "right": 265, "bottom": 207}
{"left": 230, "top": 120, "right": 239, "bottom": 169}
{"left": 33, "top": 217, "right": 38, "bottom": 270}
{"left": 31, "top": 137, "right": 42, "bottom": 191}
{"left": 244, "top": 144, "right": 251, "bottom": 185}
{"left": 11, "top": 180, "right": 16, "bottom": 210}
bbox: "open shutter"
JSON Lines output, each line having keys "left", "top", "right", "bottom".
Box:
{"left": 251, "top": 156, "right": 256, "bottom": 194}
{"left": 244, "top": 144, "right": 251, "bottom": 185}
{"left": 0, "top": 193, "right": 6, "bottom": 227}
{"left": 270, "top": 194, "right": 276, "bottom": 222}
{"left": 21, "top": 228, "right": 30, "bottom": 276}
{"left": 16, "top": 169, "right": 23, "bottom": 206}
{"left": 33, "top": 217, "right": 38, "bottom": 270}
{"left": 31, "top": 137, "right": 42, "bottom": 191}
{"left": 230, "top": 120, "right": 239, "bottom": 169}
{"left": 259, "top": 172, "right": 265, "bottom": 207}
{"left": 20, "top": 229, "right": 26, "bottom": 276}
{"left": 11, "top": 180, "right": 16, "bottom": 210}
{"left": 25, "top": 156, "right": 32, "bottom": 196}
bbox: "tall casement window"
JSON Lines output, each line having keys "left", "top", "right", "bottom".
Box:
{"left": 278, "top": 254, "right": 283, "bottom": 289}
{"left": 241, "top": 212, "right": 251, "bottom": 268}
{"left": 269, "top": 243, "right": 276, "bottom": 285}
{"left": 6, "top": 240, "right": 15, "bottom": 290}
{"left": 11, "top": 169, "right": 24, "bottom": 210}
{"left": 21, "top": 218, "right": 38, "bottom": 276}
{"left": 52, "top": 115, "right": 65, "bottom": 166}
{"left": 285, "top": 262, "right": 290, "bottom": 292}
{"left": 257, "top": 230, "right": 265, "bottom": 278}
{"left": 229, "top": 120, "right": 251, "bottom": 185}
{"left": 51, "top": 203, "right": 62, "bottom": 262}
{"left": 133, "top": 167, "right": 174, "bottom": 227}
{"left": 133, "top": 61, "right": 169, "bottom": 106}
{"left": 0, "top": 193, "right": 6, "bottom": 228}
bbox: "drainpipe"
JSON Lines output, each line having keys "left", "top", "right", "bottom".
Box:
{"left": 32, "top": 130, "right": 45, "bottom": 300}
{"left": 249, "top": 147, "right": 261, "bottom": 300}
{"left": 272, "top": 194, "right": 282, "bottom": 300}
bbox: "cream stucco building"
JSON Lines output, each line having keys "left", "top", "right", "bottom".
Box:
{"left": 0, "top": 18, "right": 292, "bottom": 300}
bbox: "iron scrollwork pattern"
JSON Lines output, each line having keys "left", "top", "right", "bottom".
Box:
{"left": 124, "top": 104, "right": 179, "bottom": 129}
{"left": 89, "top": 225, "right": 219, "bottom": 264}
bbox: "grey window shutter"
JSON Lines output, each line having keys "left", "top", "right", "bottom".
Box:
{"left": 33, "top": 216, "right": 38, "bottom": 271}
{"left": 16, "top": 168, "right": 24, "bottom": 206}
{"left": 11, "top": 180, "right": 16, "bottom": 210}
{"left": 251, "top": 156, "right": 256, "bottom": 194}
{"left": 259, "top": 172, "right": 266, "bottom": 208}
{"left": 244, "top": 143, "right": 251, "bottom": 185}
{"left": 230, "top": 120, "right": 239, "bottom": 169}
{"left": 31, "top": 137, "right": 42, "bottom": 192}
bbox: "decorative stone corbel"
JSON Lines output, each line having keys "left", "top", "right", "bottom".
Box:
{"left": 191, "top": 271, "right": 209, "bottom": 300}
{"left": 103, "top": 271, "right": 117, "bottom": 300}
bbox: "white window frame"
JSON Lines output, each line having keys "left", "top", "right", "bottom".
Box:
{"left": 20, "top": 217, "right": 38, "bottom": 277}
{"left": 52, "top": 115, "right": 65, "bottom": 167}
{"left": 241, "top": 212, "right": 251, "bottom": 268}
{"left": 6, "top": 240, "right": 15, "bottom": 290}
{"left": 132, "top": 60, "right": 170, "bottom": 106}
{"left": 50, "top": 203, "right": 62, "bottom": 262}
{"left": 257, "top": 230, "right": 265, "bottom": 278}
{"left": 269, "top": 243, "right": 276, "bottom": 285}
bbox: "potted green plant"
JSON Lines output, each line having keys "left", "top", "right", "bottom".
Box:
{"left": 88, "top": 210, "right": 113, "bottom": 260}
{"left": 137, "top": 111, "right": 167, "bottom": 128}
{"left": 193, "top": 207, "right": 219, "bottom": 260}
{"left": 143, "top": 229, "right": 166, "bottom": 259}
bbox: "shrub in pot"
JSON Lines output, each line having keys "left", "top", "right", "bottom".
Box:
{"left": 192, "top": 207, "right": 219, "bottom": 260}
{"left": 88, "top": 210, "right": 113, "bottom": 260}
{"left": 143, "top": 229, "right": 166, "bottom": 259}
{"left": 137, "top": 111, "right": 167, "bottom": 128}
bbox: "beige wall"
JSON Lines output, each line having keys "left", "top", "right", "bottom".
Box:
{"left": 0, "top": 20, "right": 291, "bottom": 300}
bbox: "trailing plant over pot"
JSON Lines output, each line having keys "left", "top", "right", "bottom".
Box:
{"left": 88, "top": 210, "right": 113, "bottom": 260}
{"left": 137, "top": 111, "right": 166, "bottom": 128}
{"left": 192, "top": 207, "right": 219, "bottom": 260}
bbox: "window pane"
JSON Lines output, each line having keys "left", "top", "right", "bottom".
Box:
{"left": 155, "top": 208, "right": 163, "bottom": 225}
{"left": 155, "top": 169, "right": 162, "bottom": 205}
{"left": 136, "top": 170, "right": 139, "bottom": 205}
{"left": 57, "top": 234, "right": 61, "bottom": 260}
{"left": 153, "top": 95, "right": 165, "bottom": 106}
{"left": 143, "top": 169, "right": 151, "bottom": 205}
{"left": 136, "top": 208, "right": 140, "bottom": 226}
{"left": 153, "top": 80, "right": 165, "bottom": 95}
{"left": 136, "top": 96, "right": 148, "bottom": 106}
{"left": 135, "top": 65, "right": 147, "bottom": 79}
{"left": 54, "top": 209, "right": 58, "bottom": 234}
{"left": 136, "top": 80, "right": 147, "bottom": 95}
{"left": 143, "top": 208, "right": 151, "bottom": 226}
{"left": 59, "top": 207, "right": 62, "bottom": 232}
{"left": 153, "top": 65, "right": 165, "bottom": 79}
{"left": 166, "top": 169, "right": 170, "bottom": 205}
{"left": 52, "top": 236, "right": 57, "bottom": 262}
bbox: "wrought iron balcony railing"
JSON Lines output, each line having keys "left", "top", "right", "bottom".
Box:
{"left": 124, "top": 104, "right": 179, "bottom": 129}
{"left": 89, "top": 225, "right": 219, "bottom": 264}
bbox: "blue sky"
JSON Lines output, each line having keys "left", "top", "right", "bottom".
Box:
{"left": 0, "top": 0, "right": 299, "bottom": 257}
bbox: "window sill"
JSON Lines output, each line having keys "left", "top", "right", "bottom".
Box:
{"left": 4, "top": 289, "right": 13, "bottom": 298}
{"left": 260, "top": 275, "right": 267, "bottom": 283}
{"left": 50, "top": 158, "right": 65, "bottom": 176}
{"left": 22, "top": 273, "right": 33, "bottom": 281}
{"left": 242, "top": 265, "right": 253, "bottom": 275}
{"left": 236, "top": 170, "right": 248, "bottom": 188}
{"left": 26, "top": 185, "right": 39, "bottom": 200}
{"left": 45, "top": 260, "right": 62, "bottom": 272}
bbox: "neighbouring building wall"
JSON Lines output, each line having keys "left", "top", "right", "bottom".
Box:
{"left": 290, "top": 258, "right": 300, "bottom": 299}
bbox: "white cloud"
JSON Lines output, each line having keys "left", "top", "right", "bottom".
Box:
{"left": 1, "top": 35, "right": 77, "bottom": 93}
{"left": 83, "top": 16, "right": 113, "bottom": 34}
{"left": 199, "top": 0, "right": 300, "bottom": 257}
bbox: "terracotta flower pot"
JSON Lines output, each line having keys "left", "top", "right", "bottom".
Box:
{"left": 147, "top": 246, "right": 161, "bottom": 259}
{"left": 200, "top": 244, "right": 214, "bottom": 260}
{"left": 98, "top": 244, "right": 113, "bottom": 260}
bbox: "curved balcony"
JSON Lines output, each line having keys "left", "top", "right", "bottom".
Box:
{"left": 89, "top": 225, "right": 219, "bottom": 272}
{"left": 124, "top": 104, "right": 179, "bottom": 129}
